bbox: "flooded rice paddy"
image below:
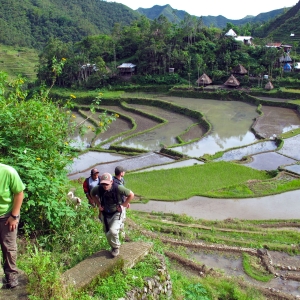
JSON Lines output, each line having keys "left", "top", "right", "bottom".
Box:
{"left": 130, "top": 190, "right": 300, "bottom": 220}
{"left": 68, "top": 152, "right": 174, "bottom": 180}
{"left": 119, "top": 104, "right": 205, "bottom": 150}
{"left": 68, "top": 151, "right": 128, "bottom": 176}
{"left": 69, "top": 96, "right": 300, "bottom": 220}
{"left": 70, "top": 112, "right": 95, "bottom": 149}
{"left": 191, "top": 250, "right": 300, "bottom": 296}
{"left": 284, "top": 164, "right": 300, "bottom": 176}
{"left": 278, "top": 135, "right": 300, "bottom": 161}
{"left": 215, "top": 141, "right": 277, "bottom": 161}
{"left": 243, "top": 152, "right": 297, "bottom": 171}
{"left": 252, "top": 106, "right": 300, "bottom": 139}
{"left": 161, "top": 96, "right": 259, "bottom": 157}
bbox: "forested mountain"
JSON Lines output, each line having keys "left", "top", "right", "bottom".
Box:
{"left": 253, "top": 0, "right": 300, "bottom": 44}
{"left": 0, "top": 0, "right": 140, "bottom": 49}
{"left": 136, "top": 4, "right": 287, "bottom": 28}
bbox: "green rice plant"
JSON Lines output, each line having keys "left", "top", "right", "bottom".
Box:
{"left": 127, "top": 162, "right": 272, "bottom": 200}
{"left": 242, "top": 253, "right": 274, "bottom": 282}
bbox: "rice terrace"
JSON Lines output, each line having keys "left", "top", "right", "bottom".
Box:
{"left": 64, "top": 88, "right": 300, "bottom": 299}
{"left": 2, "top": 1, "right": 300, "bottom": 297}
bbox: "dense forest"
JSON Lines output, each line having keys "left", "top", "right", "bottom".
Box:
{"left": 0, "top": 0, "right": 297, "bottom": 50}
{"left": 1, "top": 0, "right": 300, "bottom": 89}
{"left": 36, "top": 11, "right": 300, "bottom": 89}
{"left": 0, "top": 0, "right": 140, "bottom": 48}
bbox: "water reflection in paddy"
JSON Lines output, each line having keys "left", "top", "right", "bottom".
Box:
{"left": 160, "top": 97, "right": 259, "bottom": 156}
{"left": 284, "top": 164, "right": 300, "bottom": 175}
{"left": 215, "top": 141, "right": 277, "bottom": 161}
{"left": 67, "top": 151, "right": 127, "bottom": 174}
{"left": 70, "top": 112, "right": 96, "bottom": 149}
{"left": 131, "top": 190, "right": 300, "bottom": 220}
{"left": 119, "top": 104, "right": 203, "bottom": 151}
{"left": 278, "top": 135, "right": 300, "bottom": 160}
{"left": 243, "top": 152, "right": 297, "bottom": 170}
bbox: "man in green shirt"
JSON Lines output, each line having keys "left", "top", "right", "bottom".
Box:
{"left": 0, "top": 163, "right": 25, "bottom": 288}
{"left": 91, "top": 173, "right": 134, "bottom": 258}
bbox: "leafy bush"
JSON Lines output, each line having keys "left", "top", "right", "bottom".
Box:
{"left": 0, "top": 71, "right": 115, "bottom": 234}
{"left": 20, "top": 245, "right": 71, "bottom": 299}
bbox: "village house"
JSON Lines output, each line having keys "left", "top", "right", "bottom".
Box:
{"left": 117, "top": 63, "right": 136, "bottom": 77}
{"left": 224, "top": 29, "right": 253, "bottom": 46}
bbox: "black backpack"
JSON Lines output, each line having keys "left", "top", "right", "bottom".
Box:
{"left": 113, "top": 176, "right": 126, "bottom": 203}
{"left": 97, "top": 182, "right": 122, "bottom": 214}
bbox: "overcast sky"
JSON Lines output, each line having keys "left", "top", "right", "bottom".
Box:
{"left": 109, "top": 0, "right": 298, "bottom": 20}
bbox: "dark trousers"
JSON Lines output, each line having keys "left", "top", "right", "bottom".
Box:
{"left": 0, "top": 214, "right": 18, "bottom": 277}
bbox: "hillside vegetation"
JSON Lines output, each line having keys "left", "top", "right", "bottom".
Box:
{"left": 0, "top": 0, "right": 140, "bottom": 49}
{"left": 254, "top": 0, "right": 300, "bottom": 43}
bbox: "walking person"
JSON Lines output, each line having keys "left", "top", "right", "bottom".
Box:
{"left": 82, "top": 168, "right": 100, "bottom": 207}
{"left": 0, "top": 163, "right": 25, "bottom": 288}
{"left": 91, "top": 173, "right": 134, "bottom": 257}
{"left": 113, "top": 166, "right": 128, "bottom": 238}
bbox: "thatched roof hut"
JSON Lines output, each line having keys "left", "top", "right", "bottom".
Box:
{"left": 224, "top": 75, "right": 240, "bottom": 87}
{"left": 231, "top": 64, "right": 248, "bottom": 75}
{"left": 196, "top": 73, "right": 212, "bottom": 85}
{"left": 265, "top": 81, "right": 274, "bottom": 90}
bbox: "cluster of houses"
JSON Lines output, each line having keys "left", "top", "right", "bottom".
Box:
{"left": 225, "top": 29, "right": 300, "bottom": 73}
{"left": 80, "top": 28, "right": 299, "bottom": 87}
{"left": 196, "top": 64, "right": 275, "bottom": 90}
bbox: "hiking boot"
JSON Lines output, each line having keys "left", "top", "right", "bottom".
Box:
{"left": 5, "top": 274, "right": 18, "bottom": 288}
{"left": 111, "top": 248, "right": 120, "bottom": 257}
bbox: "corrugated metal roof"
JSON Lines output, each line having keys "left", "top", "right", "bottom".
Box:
{"left": 117, "top": 63, "right": 136, "bottom": 68}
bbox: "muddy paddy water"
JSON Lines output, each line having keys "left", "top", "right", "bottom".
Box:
{"left": 130, "top": 190, "right": 300, "bottom": 220}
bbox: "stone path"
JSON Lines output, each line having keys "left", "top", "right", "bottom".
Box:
{"left": 0, "top": 242, "right": 153, "bottom": 299}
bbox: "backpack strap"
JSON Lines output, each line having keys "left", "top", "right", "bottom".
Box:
{"left": 98, "top": 183, "right": 122, "bottom": 232}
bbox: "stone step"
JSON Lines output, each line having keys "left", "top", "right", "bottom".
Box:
{"left": 62, "top": 241, "right": 153, "bottom": 290}
{"left": 0, "top": 241, "right": 153, "bottom": 298}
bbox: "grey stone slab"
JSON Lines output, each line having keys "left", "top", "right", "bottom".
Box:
{"left": 62, "top": 241, "right": 153, "bottom": 290}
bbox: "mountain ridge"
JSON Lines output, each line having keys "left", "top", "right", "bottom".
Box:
{"left": 136, "top": 4, "right": 287, "bottom": 28}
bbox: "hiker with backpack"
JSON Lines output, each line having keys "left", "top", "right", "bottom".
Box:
{"left": 82, "top": 168, "right": 100, "bottom": 207}
{"left": 113, "top": 166, "right": 128, "bottom": 238}
{"left": 90, "top": 172, "right": 134, "bottom": 257}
